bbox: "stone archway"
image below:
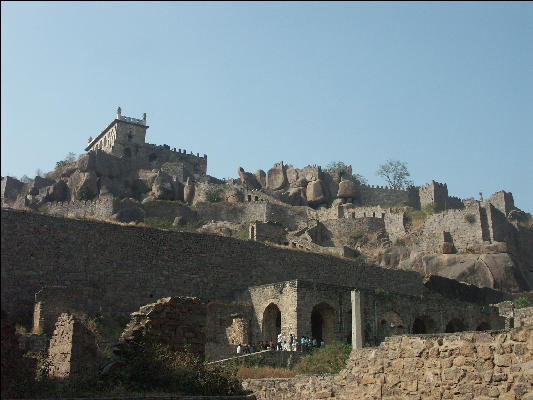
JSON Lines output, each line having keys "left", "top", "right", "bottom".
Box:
{"left": 262, "top": 303, "right": 281, "bottom": 344}
{"left": 412, "top": 315, "right": 437, "bottom": 334}
{"left": 445, "top": 318, "right": 466, "bottom": 333}
{"left": 311, "top": 302, "right": 335, "bottom": 345}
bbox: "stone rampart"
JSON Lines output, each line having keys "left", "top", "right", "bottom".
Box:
{"left": 39, "top": 194, "right": 118, "bottom": 219}
{"left": 358, "top": 184, "right": 410, "bottom": 207}
{"left": 421, "top": 202, "right": 484, "bottom": 252}
{"left": 243, "top": 319, "right": 533, "bottom": 399}
{"left": 1, "top": 209, "right": 426, "bottom": 326}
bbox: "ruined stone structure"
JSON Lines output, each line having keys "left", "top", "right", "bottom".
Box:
{"left": 243, "top": 318, "right": 533, "bottom": 399}
{"left": 119, "top": 296, "right": 206, "bottom": 358}
{"left": 47, "top": 313, "right": 98, "bottom": 379}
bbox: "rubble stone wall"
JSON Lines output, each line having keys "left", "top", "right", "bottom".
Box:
{"left": 47, "top": 313, "right": 98, "bottom": 378}
{"left": 39, "top": 194, "right": 118, "bottom": 219}
{"left": 243, "top": 320, "right": 533, "bottom": 400}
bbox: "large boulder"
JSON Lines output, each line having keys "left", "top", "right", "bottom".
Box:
{"left": 286, "top": 165, "right": 298, "bottom": 184}
{"left": 238, "top": 167, "right": 260, "bottom": 188}
{"left": 48, "top": 180, "right": 69, "bottom": 202}
{"left": 1, "top": 176, "right": 24, "bottom": 205}
{"left": 255, "top": 170, "right": 266, "bottom": 188}
{"left": 78, "top": 150, "right": 122, "bottom": 178}
{"left": 266, "top": 162, "right": 287, "bottom": 190}
{"left": 72, "top": 171, "right": 98, "bottom": 200}
{"left": 116, "top": 206, "right": 145, "bottom": 223}
{"left": 337, "top": 179, "right": 357, "bottom": 199}
{"left": 151, "top": 171, "right": 175, "bottom": 200}
{"left": 28, "top": 176, "right": 54, "bottom": 196}
{"left": 306, "top": 179, "right": 327, "bottom": 206}
{"left": 286, "top": 187, "right": 307, "bottom": 206}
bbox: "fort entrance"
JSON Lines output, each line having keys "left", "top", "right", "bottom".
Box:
{"left": 311, "top": 302, "right": 335, "bottom": 344}
{"left": 262, "top": 303, "right": 281, "bottom": 343}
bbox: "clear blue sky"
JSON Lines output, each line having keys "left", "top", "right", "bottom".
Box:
{"left": 2, "top": 2, "right": 532, "bottom": 211}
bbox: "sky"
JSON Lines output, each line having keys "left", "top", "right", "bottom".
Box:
{"left": 2, "top": 2, "right": 532, "bottom": 211}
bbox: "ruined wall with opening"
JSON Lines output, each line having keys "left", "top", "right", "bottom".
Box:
{"left": 2, "top": 209, "right": 427, "bottom": 327}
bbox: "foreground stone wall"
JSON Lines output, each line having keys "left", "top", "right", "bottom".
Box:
{"left": 120, "top": 297, "right": 206, "bottom": 358}
{"left": 1, "top": 209, "right": 427, "bottom": 326}
{"left": 47, "top": 313, "right": 98, "bottom": 379}
{"left": 243, "top": 319, "right": 533, "bottom": 399}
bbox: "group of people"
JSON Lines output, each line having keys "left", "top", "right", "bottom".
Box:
{"left": 236, "top": 333, "right": 325, "bottom": 355}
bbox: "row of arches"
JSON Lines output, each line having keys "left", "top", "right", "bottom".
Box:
{"left": 261, "top": 303, "right": 492, "bottom": 347}
{"left": 262, "top": 302, "right": 336, "bottom": 344}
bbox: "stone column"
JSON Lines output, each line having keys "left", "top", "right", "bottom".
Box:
{"left": 351, "top": 290, "right": 363, "bottom": 349}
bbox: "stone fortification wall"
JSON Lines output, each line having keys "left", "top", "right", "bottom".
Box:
{"left": 243, "top": 319, "right": 533, "bottom": 399}
{"left": 320, "top": 218, "right": 385, "bottom": 248}
{"left": 358, "top": 184, "right": 410, "bottom": 207}
{"left": 39, "top": 194, "right": 118, "bottom": 219}
{"left": 265, "top": 203, "right": 310, "bottom": 230}
{"left": 1, "top": 209, "right": 426, "bottom": 326}
{"left": 250, "top": 221, "right": 286, "bottom": 244}
{"left": 194, "top": 202, "right": 267, "bottom": 225}
{"left": 488, "top": 191, "right": 515, "bottom": 216}
{"left": 421, "top": 202, "right": 484, "bottom": 252}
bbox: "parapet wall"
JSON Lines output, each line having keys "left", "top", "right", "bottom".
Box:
{"left": 1, "top": 209, "right": 425, "bottom": 326}
{"left": 243, "top": 319, "right": 533, "bottom": 399}
{"left": 358, "top": 184, "right": 410, "bottom": 206}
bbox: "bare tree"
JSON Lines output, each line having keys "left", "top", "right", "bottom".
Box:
{"left": 376, "top": 160, "right": 413, "bottom": 190}
{"left": 35, "top": 169, "right": 45, "bottom": 178}
{"left": 65, "top": 152, "right": 77, "bottom": 162}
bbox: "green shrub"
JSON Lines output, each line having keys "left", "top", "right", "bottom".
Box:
{"left": 514, "top": 297, "right": 530, "bottom": 309}
{"left": 293, "top": 342, "right": 351, "bottom": 374}
{"left": 352, "top": 231, "right": 368, "bottom": 245}
{"left": 423, "top": 202, "right": 440, "bottom": 214}
{"left": 464, "top": 213, "right": 476, "bottom": 224}
{"left": 204, "top": 188, "right": 223, "bottom": 203}
{"left": 118, "top": 342, "right": 243, "bottom": 395}
{"left": 374, "top": 288, "right": 392, "bottom": 301}
{"left": 236, "top": 228, "right": 250, "bottom": 239}
{"left": 77, "top": 187, "right": 94, "bottom": 201}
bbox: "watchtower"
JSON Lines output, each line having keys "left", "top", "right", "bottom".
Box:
{"left": 85, "top": 107, "right": 149, "bottom": 158}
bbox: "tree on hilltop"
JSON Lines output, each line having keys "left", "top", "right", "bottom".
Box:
{"left": 376, "top": 160, "right": 413, "bottom": 190}
{"left": 326, "top": 161, "right": 367, "bottom": 185}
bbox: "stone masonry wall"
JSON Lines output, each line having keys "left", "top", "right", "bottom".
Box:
{"left": 243, "top": 319, "right": 533, "bottom": 399}
{"left": 421, "top": 202, "right": 484, "bottom": 252}
{"left": 119, "top": 297, "right": 206, "bottom": 358}
{"left": 47, "top": 313, "right": 98, "bottom": 379}
{"left": 358, "top": 185, "right": 410, "bottom": 207}
{"left": 1, "top": 209, "right": 426, "bottom": 327}
{"left": 39, "top": 194, "right": 118, "bottom": 219}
